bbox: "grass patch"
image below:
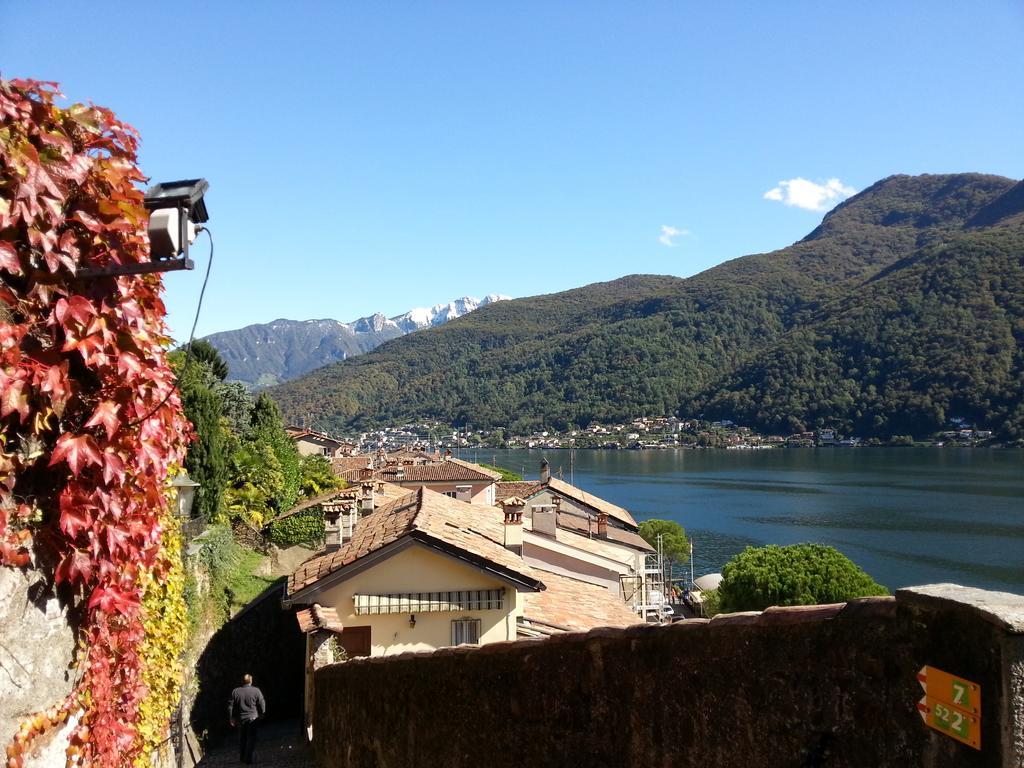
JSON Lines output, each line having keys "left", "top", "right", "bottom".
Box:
{"left": 226, "top": 549, "right": 277, "bottom": 614}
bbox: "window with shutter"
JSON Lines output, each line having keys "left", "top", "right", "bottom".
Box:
{"left": 451, "top": 618, "right": 481, "bottom": 646}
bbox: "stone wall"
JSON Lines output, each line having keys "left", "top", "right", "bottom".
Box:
{"left": 313, "top": 585, "right": 1024, "bottom": 768}
{"left": 0, "top": 566, "right": 78, "bottom": 768}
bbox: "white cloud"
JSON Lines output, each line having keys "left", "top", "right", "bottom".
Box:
{"left": 658, "top": 224, "right": 690, "bottom": 247}
{"left": 763, "top": 177, "right": 857, "bottom": 212}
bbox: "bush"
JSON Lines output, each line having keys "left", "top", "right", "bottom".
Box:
{"left": 187, "top": 525, "right": 276, "bottom": 625}
{"left": 718, "top": 543, "right": 888, "bottom": 613}
{"left": 699, "top": 588, "right": 722, "bottom": 618}
{"left": 268, "top": 509, "right": 325, "bottom": 549}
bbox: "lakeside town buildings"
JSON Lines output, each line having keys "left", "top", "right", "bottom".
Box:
{"left": 280, "top": 444, "right": 662, "bottom": 728}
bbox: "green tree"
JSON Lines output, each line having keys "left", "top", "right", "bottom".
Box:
{"left": 299, "top": 455, "right": 345, "bottom": 497}
{"left": 718, "top": 543, "right": 888, "bottom": 613}
{"left": 177, "top": 369, "right": 228, "bottom": 523}
{"left": 251, "top": 392, "right": 284, "bottom": 432}
{"left": 214, "top": 380, "right": 255, "bottom": 440}
{"left": 250, "top": 393, "right": 301, "bottom": 512}
{"left": 223, "top": 442, "right": 285, "bottom": 527}
{"left": 638, "top": 519, "right": 690, "bottom": 570}
{"left": 186, "top": 339, "right": 230, "bottom": 381}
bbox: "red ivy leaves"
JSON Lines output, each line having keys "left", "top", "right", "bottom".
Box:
{"left": 50, "top": 433, "right": 104, "bottom": 476}
{"left": 0, "top": 242, "right": 20, "bottom": 274}
{"left": 84, "top": 401, "right": 121, "bottom": 441}
{"left": 0, "top": 78, "right": 191, "bottom": 767}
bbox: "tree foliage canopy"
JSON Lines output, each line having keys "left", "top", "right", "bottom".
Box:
{"left": 638, "top": 519, "right": 689, "bottom": 565}
{"left": 717, "top": 543, "right": 888, "bottom": 612}
{"left": 186, "top": 339, "right": 229, "bottom": 380}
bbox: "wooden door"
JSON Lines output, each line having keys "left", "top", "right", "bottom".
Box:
{"left": 338, "top": 626, "right": 371, "bottom": 658}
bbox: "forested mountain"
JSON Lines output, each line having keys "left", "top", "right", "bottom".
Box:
{"left": 202, "top": 295, "right": 508, "bottom": 388}
{"left": 268, "top": 174, "right": 1024, "bottom": 440}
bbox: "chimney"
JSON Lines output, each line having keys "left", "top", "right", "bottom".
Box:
{"left": 540, "top": 458, "right": 550, "bottom": 483}
{"left": 444, "top": 448, "right": 453, "bottom": 459}
{"left": 596, "top": 511, "right": 608, "bottom": 537}
{"left": 359, "top": 482, "right": 375, "bottom": 515}
{"left": 323, "top": 505, "right": 343, "bottom": 552}
{"left": 531, "top": 504, "right": 556, "bottom": 537}
{"left": 500, "top": 497, "right": 525, "bottom": 555}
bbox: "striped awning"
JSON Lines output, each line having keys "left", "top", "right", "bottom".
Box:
{"left": 353, "top": 588, "right": 505, "bottom": 615}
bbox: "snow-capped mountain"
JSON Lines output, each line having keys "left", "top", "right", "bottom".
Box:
{"left": 389, "top": 295, "right": 508, "bottom": 333}
{"left": 202, "top": 295, "right": 510, "bottom": 389}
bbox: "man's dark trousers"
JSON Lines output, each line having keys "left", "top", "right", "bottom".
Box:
{"left": 239, "top": 717, "right": 258, "bottom": 763}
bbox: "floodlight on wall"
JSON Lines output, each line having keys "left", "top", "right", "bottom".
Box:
{"left": 79, "top": 178, "right": 210, "bottom": 278}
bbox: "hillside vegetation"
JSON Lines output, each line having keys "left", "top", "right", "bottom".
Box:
{"left": 269, "top": 174, "right": 1024, "bottom": 440}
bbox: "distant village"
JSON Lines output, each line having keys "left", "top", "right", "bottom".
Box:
{"left": 289, "top": 414, "right": 1001, "bottom": 456}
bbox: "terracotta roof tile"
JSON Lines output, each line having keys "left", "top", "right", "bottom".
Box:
{"left": 276, "top": 487, "right": 359, "bottom": 520}
{"left": 522, "top": 568, "right": 643, "bottom": 632}
{"left": 287, "top": 487, "right": 539, "bottom": 598}
{"left": 295, "top": 603, "right": 345, "bottom": 634}
{"left": 376, "top": 458, "right": 500, "bottom": 483}
{"left": 545, "top": 477, "right": 638, "bottom": 528}
{"left": 332, "top": 455, "right": 374, "bottom": 472}
{"left": 554, "top": 510, "right": 654, "bottom": 552}
{"left": 495, "top": 481, "right": 542, "bottom": 499}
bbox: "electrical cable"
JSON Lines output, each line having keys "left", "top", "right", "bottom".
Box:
{"left": 125, "top": 227, "right": 214, "bottom": 428}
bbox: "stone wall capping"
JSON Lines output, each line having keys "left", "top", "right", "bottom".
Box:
{"left": 897, "top": 583, "right": 1024, "bottom": 633}
{"left": 840, "top": 595, "right": 897, "bottom": 618}
{"left": 543, "top": 629, "right": 590, "bottom": 646}
{"left": 475, "top": 640, "right": 522, "bottom": 655}
{"left": 758, "top": 603, "right": 845, "bottom": 625}
{"left": 313, "top": 583, "right": 1024, "bottom": 767}
{"left": 429, "top": 644, "right": 480, "bottom": 659}
{"left": 666, "top": 618, "right": 710, "bottom": 631}
{"left": 584, "top": 626, "right": 628, "bottom": 641}
{"left": 708, "top": 610, "right": 761, "bottom": 627}
{"left": 621, "top": 623, "right": 664, "bottom": 639}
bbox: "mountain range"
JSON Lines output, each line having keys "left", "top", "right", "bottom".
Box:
{"left": 202, "top": 295, "right": 509, "bottom": 388}
{"left": 267, "top": 173, "right": 1024, "bottom": 441}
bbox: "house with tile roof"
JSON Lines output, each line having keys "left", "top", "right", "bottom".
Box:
{"left": 373, "top": 457, "right": 501, "bottom": 505}
{"left": 287, "top": 427, "right": 358, "bottom": 458}
{"left": 284, "top": 489, "right": 643, "bottom": 737}
{"left": 494, "top": 461, "right": 656, "bottom": 611}
{"left": 283, "top": 485, "right": 643, "bottom": 727}
{"left": 285, "top": 484, "right": 644, "bottom": 652}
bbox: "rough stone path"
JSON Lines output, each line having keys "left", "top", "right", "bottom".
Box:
{"left": 195, "top": 720, "right": 315, "bottom": 768}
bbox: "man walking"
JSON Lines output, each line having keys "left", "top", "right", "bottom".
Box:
{"left": 229, "top": 674, "right": 266, "bottom": 764}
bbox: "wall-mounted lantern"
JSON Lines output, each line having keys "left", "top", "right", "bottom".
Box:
{"left": 409, "top": 614, "right": 416, "bottom": 629}
{"left": 169, "top": 471, "right": 200, "bottom": 520}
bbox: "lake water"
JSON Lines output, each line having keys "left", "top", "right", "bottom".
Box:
{"left": 474, "top": 448, "right": 1024, "bottom": 594}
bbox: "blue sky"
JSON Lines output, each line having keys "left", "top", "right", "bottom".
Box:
{"left": 4, "top": 2, "right": 1023, "bottom": 339}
